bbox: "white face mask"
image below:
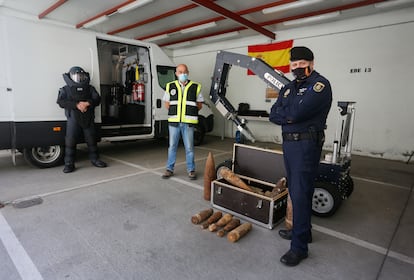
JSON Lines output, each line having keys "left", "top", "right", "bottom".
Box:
{"left": 178, "top": 73, "right": 188, "bottom": 83}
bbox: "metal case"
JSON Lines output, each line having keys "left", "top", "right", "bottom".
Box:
{"left": 211, "top": 144, "right": 288, "bottom": 229}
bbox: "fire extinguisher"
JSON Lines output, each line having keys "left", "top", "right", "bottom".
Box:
{"left": 132, "top": 81, "right": 145, "bottom": 102}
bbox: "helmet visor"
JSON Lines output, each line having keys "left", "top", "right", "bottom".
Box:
{"left": 70, "top": 72, "right": 88, "bottom": 83}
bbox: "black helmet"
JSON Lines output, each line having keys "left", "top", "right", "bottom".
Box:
{"left": 69, "top": 66, "right": 89, "bottom": 83}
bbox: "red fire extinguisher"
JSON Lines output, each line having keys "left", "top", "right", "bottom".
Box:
{"left": 132, "top": 81, "right": 145, "bottom": 102}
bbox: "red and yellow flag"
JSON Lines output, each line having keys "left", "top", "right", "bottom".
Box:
{"left": 247, "top": 40, "right": 293, "bottom": 75}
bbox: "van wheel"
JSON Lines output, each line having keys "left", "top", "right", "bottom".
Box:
{"left": 23, "top": 145, "right": 64, "bottom": 168}
{"left": 312, "top": 182, "right": 342, "bottom": 217}
{"left": 194, "top": 121, "right": 205, "bottom": 146}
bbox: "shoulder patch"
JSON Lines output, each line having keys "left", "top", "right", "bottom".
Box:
{"left": 313, "top": 82, "right": 325, "bottom": 93}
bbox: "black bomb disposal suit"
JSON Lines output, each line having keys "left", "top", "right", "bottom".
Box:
{"left": 57, "top": 67, "right": 106, "bottom": 173}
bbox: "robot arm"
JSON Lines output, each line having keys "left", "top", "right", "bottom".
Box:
{"left": 208, "top": 51, "right": 291, "bottom": 142}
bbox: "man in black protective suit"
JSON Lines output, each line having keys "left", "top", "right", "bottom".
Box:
{"left": 57, "top": 66, "right": 107, "bottom": 173}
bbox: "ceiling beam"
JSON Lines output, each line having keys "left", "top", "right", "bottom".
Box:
{"left": 38, "top": 0, "right": 68, "bottom": 19}
{"left": 108, "top": 3, "right": 198, "bottom": 35}
{"left": 190, "top": 0, "right": 275, "bottom": 40}
{"left": 137, "top": 0, "right": 296, "bottom": 40}
{"left": 160, "top": 0, "right": 388, "bottom": 47}
{"left": 108, "top": 0, "right": 218, "bottom": 35}
{"left": 159, "top": 27, "right": 243, "bottom": 47}
{"left": 259, "top": 0, "right": 388, "bottom": 26}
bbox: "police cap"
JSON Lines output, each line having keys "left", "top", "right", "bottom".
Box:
{"left": 290, "top": 46, "right": 314, "bottom": 61}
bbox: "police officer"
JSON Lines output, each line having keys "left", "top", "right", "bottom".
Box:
{"left": 161, "top": 64, "right": 203, "bottom": 180}
{"left": 57, "top": 66, "right": 107, "bottom": 173}
{"left": 269, "top": 47, "right": 332, "bottom": 266}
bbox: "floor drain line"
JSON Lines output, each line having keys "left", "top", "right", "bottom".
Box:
{"left": 12, "top": 196, "right": 44, "bottom": 209}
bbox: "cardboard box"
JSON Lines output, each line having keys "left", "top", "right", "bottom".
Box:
{"left": 211, "top": 144, "right": 287, "bottom": 229}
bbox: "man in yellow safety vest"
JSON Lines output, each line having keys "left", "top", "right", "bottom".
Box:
{"left": 162, "top": 64, "right": 204, "bottom": 180}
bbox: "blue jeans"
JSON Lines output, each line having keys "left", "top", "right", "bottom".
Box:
{"left": 166, "top": 123, "right": 195, "bottom": 173}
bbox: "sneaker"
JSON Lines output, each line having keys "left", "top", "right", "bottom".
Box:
{"left": 188, "top": 171, "right": 197, "bottom": 180}
{"left": 162, "top": 170, "right": 173, "bottom": 179}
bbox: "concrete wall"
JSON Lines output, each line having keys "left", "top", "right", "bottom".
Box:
{"left": 167, "top": 8, "right": 414, "bottom": 162}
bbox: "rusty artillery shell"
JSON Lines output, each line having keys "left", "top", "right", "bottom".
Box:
{"left": 217, "top": 218, "right": 240, "bottom": 237}
{"left": 216, "top": 213, "right": 233, "bottom": 227}
{"left": 191, "top": 208, "right": 213, "bottom": 224}
{"left": 219, "top": 167, "right": 254, "bottom": 192}
{"left": 276, "top": 177, "right": 287, "bottom": 189}
{"left": 208, "top": 223, "right": 219, "bottom": 232}
{"left": 200, "top": 211, "right": 222, "bottom": 229}
{"left": 265, "top": 177, "right": 287, "bottom": 198}
{"left": 285, "top": 193, "right": 293, "bottom": 230}
{"left": 203, "top": 152, "right": 216, "bottom": 201}
{"left": 208, "top": 213, "right": 232, "bottom": 232}
{"left": 227, "top": 222, "right": 252, "bottom": 243}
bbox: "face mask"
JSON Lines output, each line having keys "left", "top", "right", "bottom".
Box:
{"left": 292, "top": 66, "right": 311, "bottom": 81}
{"left": 178, "top": 73, "right": 188, "bottom": 83}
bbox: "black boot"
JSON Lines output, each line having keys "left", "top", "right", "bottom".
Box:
{"left": 87, "top": 141, "right": 106, "bottom": 168}
{"left": 92, "top": 159, "right": 107, "bottom": 168}
{"left": 64, "top": 136, "right": 76, "bottom": 173}
{"left": 280, "top": 249, "right": 308, "bottom": 266}
{"left": 63, "top": 164, "right": 75, "bottom": 173}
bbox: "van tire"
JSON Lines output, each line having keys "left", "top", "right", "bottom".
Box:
{"left": 23, "top": 145, "right": 64, "bottom": 168}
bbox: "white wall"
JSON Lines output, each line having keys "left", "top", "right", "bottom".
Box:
{"left": 168, "top": 8, "right": 414, "bottom": 162}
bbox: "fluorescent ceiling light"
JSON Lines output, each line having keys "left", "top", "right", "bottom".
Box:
{"left": 263, "top": 0, "right": 324, "bottom": 14}
{"left": 144, "top": 34, "right": 169, "bottom": 42}
{"left": 283, "top": 11, "right": 340, "bottom": 26}
{"left": 180, "top": 22, "right": 217, "bottom": 34}
{"left": 83, "top": 15, "right": 109, "bottom": 28}
{"left": 203, "top": 31, "right": 240, "bottom": 42}
{"left": 374, "top": 0, "right": 412, "bottom": 9}
{"left": 118, "top": 0, "right": 154, "bottom": 14}
{"left": 166, "top": 41, "right": 192, "bottom": 49}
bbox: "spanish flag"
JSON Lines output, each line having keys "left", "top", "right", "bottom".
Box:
{"left": 247, "top": 40, "right": 293, "bottom": 75}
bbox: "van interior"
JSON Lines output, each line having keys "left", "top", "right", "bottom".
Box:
{"left": 97, "top": 39, "right": 154, "bottom": 137}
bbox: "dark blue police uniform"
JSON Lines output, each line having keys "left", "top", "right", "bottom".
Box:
{"left": 270, "top": 70, "right": 332, "bottom": 255}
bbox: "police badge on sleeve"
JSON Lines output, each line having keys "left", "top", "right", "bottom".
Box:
{"left": 313, "top": 82, "right": 325, "bottom": 93}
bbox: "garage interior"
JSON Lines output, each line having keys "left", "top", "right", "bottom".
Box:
{"left": 1, "top": 0, "right": 414, "bottom": 279}
{"left": 1, "top": 136, "right": 413, "bottom": 279}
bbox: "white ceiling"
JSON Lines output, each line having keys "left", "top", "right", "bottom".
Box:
{"left": 1, "top": 0, "right": 413, "bottom": 49}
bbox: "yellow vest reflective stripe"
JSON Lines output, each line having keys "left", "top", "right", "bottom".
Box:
{"left": 167, "top": 80, "right": 201, "bottom": 124}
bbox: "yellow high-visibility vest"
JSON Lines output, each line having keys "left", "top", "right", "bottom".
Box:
{"left": 166, "top": 80, "right": 201, "bottom": 124}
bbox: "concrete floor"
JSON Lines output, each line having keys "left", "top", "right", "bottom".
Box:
{"left": 0, "top": 135, "right": 413, "bottom": 280}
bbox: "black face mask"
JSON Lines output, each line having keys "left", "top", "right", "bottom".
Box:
{"left": 292, "top": 66, "right": 311, "bottom": 81}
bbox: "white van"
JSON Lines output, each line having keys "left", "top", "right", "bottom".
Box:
{"left": 0, "top": 11, "right": 213, "bottom": 167}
